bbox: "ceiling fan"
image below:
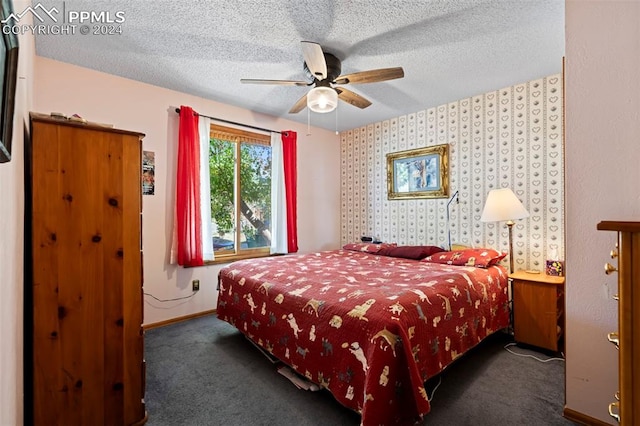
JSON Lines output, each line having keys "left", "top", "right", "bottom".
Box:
{"left": 240, "top": 41, "right": 404, "bottom": 114}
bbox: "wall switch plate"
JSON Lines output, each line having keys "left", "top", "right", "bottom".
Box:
{"left": 192, "top": 279, "right": 200, "bottom": 292}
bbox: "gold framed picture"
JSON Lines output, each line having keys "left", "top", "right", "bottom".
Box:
{"left": 386, "top": 144, "right": 449, "bottom": 199}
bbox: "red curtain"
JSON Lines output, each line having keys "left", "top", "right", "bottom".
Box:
{"left": 281, "top": 131, "right": 298, "bottom": 253}
{"left": 176, "top": 106, "right": 204, "bottom": 266}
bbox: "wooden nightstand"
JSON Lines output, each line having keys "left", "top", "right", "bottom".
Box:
{"left": 510, "top": 270, "right": 565, "bottom": 352}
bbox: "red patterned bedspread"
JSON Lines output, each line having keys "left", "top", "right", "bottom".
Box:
{"left": 217, "top": 249, "right": 510, "bottom": 425}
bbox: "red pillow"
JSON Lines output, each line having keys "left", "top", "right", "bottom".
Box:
{"left": 422, "top": 248, "right": 506, "bottom": 268}
{"left": 377, "top": 245, "right": 444, "bottom": 260}
{"left": 342, "top": 242, "right": 397, "bottom": 254}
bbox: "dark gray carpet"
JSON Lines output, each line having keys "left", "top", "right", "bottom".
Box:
{"left": 144, "top": 315, "right": 574, "bottom": 425}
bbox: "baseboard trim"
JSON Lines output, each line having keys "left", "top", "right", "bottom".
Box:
{"left": 144, "top": 309, "right": 216, "bottom": 330}
{"left": 563, "top": 406, "right": 613, "bottom": 426}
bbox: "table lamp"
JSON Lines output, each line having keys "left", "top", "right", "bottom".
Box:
{"left": 480, "top": 188, "right": 529, "bottom": 273}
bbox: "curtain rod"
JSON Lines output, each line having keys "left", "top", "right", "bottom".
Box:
{"left": 174, "top": 108, "right": 287, "bottom": 136}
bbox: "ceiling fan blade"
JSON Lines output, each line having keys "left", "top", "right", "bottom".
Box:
{"left": 241, "top": 79, "right": 309, "bottom": 86}
{"left": 289, "top": 93, "right": 308, "bottom": 114}
{"left": 334, "top": 67, "right": 404, "bottom": 85}
{"left": 336, "top": 88, "right": 372, "bottom": 109}
{"left": 301, "top": 41, "right": 327, "bottom": 80}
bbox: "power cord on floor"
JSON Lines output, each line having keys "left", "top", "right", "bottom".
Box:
{"left": 427, "top": 375, "right": 442, "bottom": 402}
{"left": 143, "top": 291, "right": 197, "bottom": 302}
{"left": 504, "top": 342, "right": 565, "bottom": 363}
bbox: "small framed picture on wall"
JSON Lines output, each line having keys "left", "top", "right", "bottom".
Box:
{"left": 142, "top": 150, "right": 155, "bottom": 195}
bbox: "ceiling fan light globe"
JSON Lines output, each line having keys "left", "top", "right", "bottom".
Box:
{"left": 307, "top": 87, "right": 338, "bottom": 113}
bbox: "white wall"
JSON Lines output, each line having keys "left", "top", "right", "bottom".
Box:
{"left": 565, "top": 1, "right": 640, "bottom": 423}
{"left": 0, "top": 1, "right": 34, "bottom": 424}
{"left": 33, "top": 57, "right": 342, "bottom": 325}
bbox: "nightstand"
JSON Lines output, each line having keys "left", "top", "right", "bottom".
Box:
{"left": 510, "top": 270, "right": 565, "bottom": 352}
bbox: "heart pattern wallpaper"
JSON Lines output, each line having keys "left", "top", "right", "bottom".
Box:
{"left": 340, "top": 74, "right": 564, "bottom": 271}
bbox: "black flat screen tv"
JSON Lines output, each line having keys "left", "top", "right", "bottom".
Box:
{"left": 0, "top": 0, "right": 19, "bottom": 163}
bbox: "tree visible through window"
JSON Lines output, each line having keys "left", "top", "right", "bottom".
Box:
{"left": 208, "top": 124, "right": 272, "bottom": 258}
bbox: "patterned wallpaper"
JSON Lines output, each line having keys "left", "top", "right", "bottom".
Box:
{"left": 340, "top": 74, "right": 564, "bottom": 270}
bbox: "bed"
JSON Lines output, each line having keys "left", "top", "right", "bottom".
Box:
{"left": 217, "top": 244, "right": 510, "bottom": 425}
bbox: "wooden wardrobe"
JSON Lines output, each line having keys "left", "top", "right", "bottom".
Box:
{"left": 25, "top": 113, "right": 147, "bottom": 425}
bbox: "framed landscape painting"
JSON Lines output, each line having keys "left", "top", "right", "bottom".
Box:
{"left": 386, "top": 144, "right": 449, "bottom": 199}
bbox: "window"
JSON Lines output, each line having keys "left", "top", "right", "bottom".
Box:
{"left": 208, "top": 124, "right": 272, "bottom": 261}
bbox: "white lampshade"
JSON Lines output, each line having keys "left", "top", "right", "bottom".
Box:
{"left": 307, "top": 87, "right": 338, "bottom": 113}
{"left": 480, "top": 188, "right": 529, "bottom": 223}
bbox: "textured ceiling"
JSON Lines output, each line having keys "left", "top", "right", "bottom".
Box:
{"left": 33, "top": 0, "right": 564, "bottom": 132}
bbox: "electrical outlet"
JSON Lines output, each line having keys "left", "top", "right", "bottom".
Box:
{"left": 192, "top": 279, "right": 200, "bottom": 292}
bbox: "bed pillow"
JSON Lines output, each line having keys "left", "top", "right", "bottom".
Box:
{"left": 342, "top": 242, "right": 397, "bottom": 254}
{"left": 377, "top": 245, "right": 444, "bottom": 260}
{"left": 422, "top": 248, "right": 507, "bottom": 268}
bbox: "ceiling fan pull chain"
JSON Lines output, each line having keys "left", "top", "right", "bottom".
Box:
{"left": 306, "top": 107, "right": 311, "bottom": 136}
{"left": 335, "top": 103, "right": 339, "bottom": 135}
